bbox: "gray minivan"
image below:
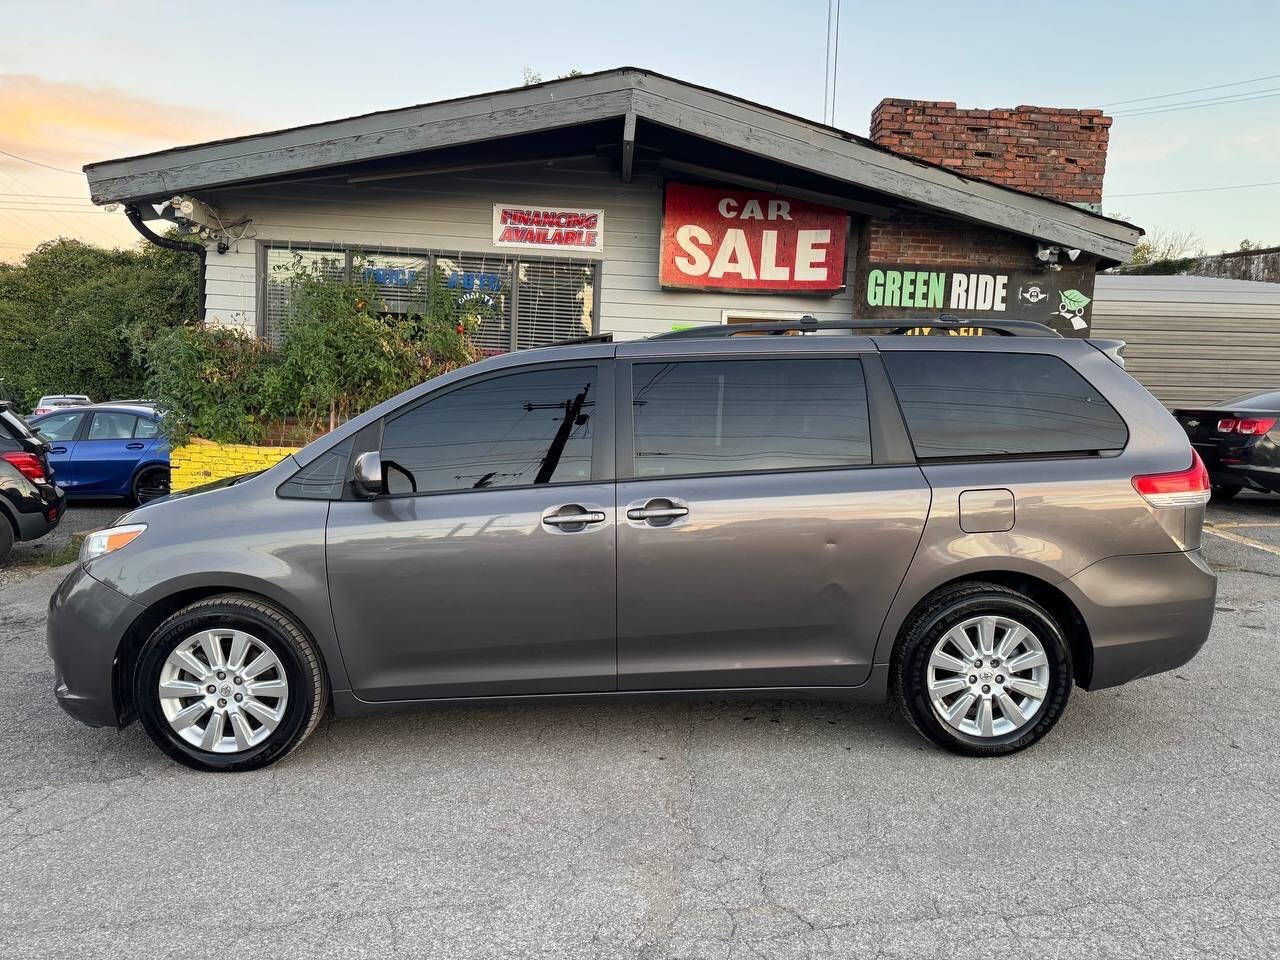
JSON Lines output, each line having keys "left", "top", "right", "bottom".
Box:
{"left": 48, "top": 320, "right": 1216, "bottom": 771}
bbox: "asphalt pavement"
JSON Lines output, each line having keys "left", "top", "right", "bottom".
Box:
{"left": 1, "top": 495, "right": 1277, "bottom": 959}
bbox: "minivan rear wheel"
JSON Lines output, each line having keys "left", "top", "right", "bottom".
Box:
{"left": 893, "top": 583, "right": 1072, "bottom": 756}
{"left": 133, "top": 595, "right": 328, "bottom": 772}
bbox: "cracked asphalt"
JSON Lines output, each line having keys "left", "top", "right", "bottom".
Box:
{"left": 1, "top": 495, "right": 1278, "bottom": 959}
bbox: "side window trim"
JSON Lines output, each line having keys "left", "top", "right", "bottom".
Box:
{"left": 342, "top": 358, "right": 615, "bottom": 501}
{"left": 616, "top": 353, "right": 884, "bottom": 482}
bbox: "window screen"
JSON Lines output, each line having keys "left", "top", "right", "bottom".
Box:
{"left": 435, "top": 253, "right": 514, "bottom": 355}
{"left": 263, "top": 249, "right": 348, "bottom": 347}
{"left": 134, "top": 418, "right": 160, "bottom": 439}
{"left": 381, "top": 366, "right": 596, "bottom": 495}
{"left": 515, "top": 259, "right": 594, "bottom": 349}
{"left": 631, "top": 359, "right": 871, "bottom": 477}
{"left": 882, "top": 351, "right": 1128, "bottom": 458}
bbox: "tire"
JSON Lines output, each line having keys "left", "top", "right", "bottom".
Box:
{"left": 0, "top": 517, "right": 12, "bottom": 563}
{"left": 132, "top": 465, "right": 171, "bottom": 505}
{"left": 133, "top": 595, "right": 328, "bottom": 772}
{"left": 1211, "top": 484, "right": 1241, "bottom": 501}
{"left": 892, "top": 583, "right": 1072, "bottom": 757}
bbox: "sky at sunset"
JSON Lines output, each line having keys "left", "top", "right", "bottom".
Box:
{"left": 1, "top": 0, "right": 1277, "bottom": 262}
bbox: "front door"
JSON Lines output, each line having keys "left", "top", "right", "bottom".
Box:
{"left": 76, "top": 411, "right": 150, "bottom": 494}
{"left": 615, "top": 353, "right": 930, "bottom": 690}
{"left": 327, "top": 361, "right": 618, "bottom": 701}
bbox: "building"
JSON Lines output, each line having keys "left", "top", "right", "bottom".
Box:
{"left": 1092, "top": 275, "right": 1280, "bottom": 406}
{"left": 84, "top": 68, "right": 1140, "bottom": 349}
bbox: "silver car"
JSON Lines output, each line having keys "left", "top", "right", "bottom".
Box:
{"left": 48, "top": 320, "right": 1216, "bottom": 771}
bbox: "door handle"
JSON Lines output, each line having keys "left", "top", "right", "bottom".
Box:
{"left": 626, "top": 506, "right": 688, "bottom": 521}
{"left": 125, "top": 442, "right": 144, "bottom": 450}
{"left": 542, "top": 505, "right": 608, "bottom": 533}
{"left": 544, "top": 511, "right": 607, "bottom": 526}
{"left": 625, "top": 498, "right": 690, "bottom": 526}
{"left": 50, "top": 446, "right": 67, "bottom": 454}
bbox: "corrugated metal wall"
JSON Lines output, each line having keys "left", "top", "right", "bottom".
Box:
{"left": 1092, "top": 275, "right": 1280, "bottom": 407}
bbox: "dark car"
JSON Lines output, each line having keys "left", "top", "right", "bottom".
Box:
{"left": 1174, "top": 390, "right": 1280, "bottom": 499}
{"left": 48, "top": 320, "right": 1215, "bottom": 772}
{"left": 30, "top": 403, "right": 170, "bottom": 504}
{"left": 0, "top": 402, "right": 65, "bottom": 562}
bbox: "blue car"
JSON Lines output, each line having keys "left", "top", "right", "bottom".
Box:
{"left": 29, "top": 403, "right": 170, "bottom": 504}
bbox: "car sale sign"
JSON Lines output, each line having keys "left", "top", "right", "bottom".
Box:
{"left": 659, "top": 182, "right": 847, "bottom": 293}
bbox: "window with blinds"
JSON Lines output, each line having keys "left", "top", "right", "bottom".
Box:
{"left": 263, "top": 248, "right": 348, "bottom": 347}
{"left": 515, "top": 259, "right": 594, "bottom": 350}
{"left": 260, "top": 246, "right": 596, "bottom": 352}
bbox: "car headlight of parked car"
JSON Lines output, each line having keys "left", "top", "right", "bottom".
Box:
{"left": 80, "top": 523, "right": 147, "bottom": 564}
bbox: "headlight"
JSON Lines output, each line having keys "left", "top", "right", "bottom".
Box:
{"left": 80, "top": 523, "right": 147, "bottom": 564}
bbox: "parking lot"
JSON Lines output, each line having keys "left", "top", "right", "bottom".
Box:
{"left": 1, "top": 497, "right": 1278, "bottom": 960}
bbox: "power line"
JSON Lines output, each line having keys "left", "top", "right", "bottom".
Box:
{"left": 1099, "top": 73, "right": 1280, "bottom": 108}
{"left": 1107, "top": 179, "right": 1280, "bottom": 198}
{"left": 1111, "top": 88, "right": 1280, "bottom": 117}
{"left": 0, "top": 148, "right": 81, "bottom": 175}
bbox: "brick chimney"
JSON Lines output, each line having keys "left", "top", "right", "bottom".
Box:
{"left": 870, "top": 100, "right": 1112, "bottom": 208}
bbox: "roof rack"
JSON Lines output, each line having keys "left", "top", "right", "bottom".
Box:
{"left": 541, "top": 332, "right": 614, "bottom": 348}
{"left": 650, "top": 315, "right": 1061, "bottom": 340}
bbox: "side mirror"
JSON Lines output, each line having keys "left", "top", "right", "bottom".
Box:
{"left": 351, "top": 451, "right": 384, "bottom": 498}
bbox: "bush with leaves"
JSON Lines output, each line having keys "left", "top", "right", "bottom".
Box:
{"left": 144, "top": 324, "right": 279, "bottom": 445}
{"left": 0, "top": 238, "right": 198, "bottom": 409}
{"left": 144, "top": 253, "right": 482, "bottom": 444}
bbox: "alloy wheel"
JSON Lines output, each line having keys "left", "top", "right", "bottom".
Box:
{"left": 926, "top": 615, "right": 1050, "bottom": 738}
{"left": 157, "top": 630, "right": 289, "bottom": 753}
{"left": 135, "top": 467, "right": 170, "bottom": 503}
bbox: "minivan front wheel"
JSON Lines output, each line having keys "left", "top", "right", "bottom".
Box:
{"left": 893, "top": 583, "right": 1072, "bottom": 756}
{"left": 134, "top": 595, "right": 328, "bottom": 772}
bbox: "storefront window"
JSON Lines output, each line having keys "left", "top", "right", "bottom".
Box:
{"left": 260, "top": 246, "right": 595, "bottom": 352}
{"left": 262, "top": 247, "right": 348, "bottom": 348}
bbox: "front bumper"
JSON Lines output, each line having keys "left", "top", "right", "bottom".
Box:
{"left": 1064, "top": 549, "right": 1217, "bottom": 690}
{"left": 47, "top": 563, "right": 145, "bottom": 727}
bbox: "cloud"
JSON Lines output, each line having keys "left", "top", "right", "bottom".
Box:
{"left": 0, "top": 75, "right": 249, "bottom": 260}
{"left": 0, "top": 73, "right": 244, "bottom": 170}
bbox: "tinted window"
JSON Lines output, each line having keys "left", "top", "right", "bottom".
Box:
{"left": 278, "top": 438, "right": 353, "bottom": 500}
{"left": 631, "top": 358, "right": 871, "bottom": 477}
{"left": 134, "top": 417, "right": 160, "bottom": 438}
{"left": 1, "top": 409, "right": 35, "bottom": 449}
{"left": 381, "top": 366, "right": 596, "bottom": 495}
{"left": 883, "top": 351, "right": 1128, "bottom": 458}
{"left": 35, "top": 412, "right": 83, "bottom": 442}
{"left": 87, "top": 412, "right": 139, "bottom": 440}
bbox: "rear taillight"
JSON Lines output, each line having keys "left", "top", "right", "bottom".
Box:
{"left": 1, "top": 451, "right": 47, "bottom": 484}
{"left": 1217, "top": 417, "right": 1277, "bottom": 435}
{"left": 1132, "top": 450, "right": 1211, "bottom": 508}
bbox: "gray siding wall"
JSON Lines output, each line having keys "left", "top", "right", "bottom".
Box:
{"left": 201, "top": 157, "right": 858, "bottom": 339}
{"left": 1092, "top": 275, "right": 1280, "bottom": 407}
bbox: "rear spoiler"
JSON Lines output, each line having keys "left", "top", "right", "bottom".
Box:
{"left": 1086, "top": 338, "right": 1126, "bottom": 368}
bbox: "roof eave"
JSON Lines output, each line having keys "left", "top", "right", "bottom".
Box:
{"left": 84, "top": 67, "right": 1139, "bottom": 262}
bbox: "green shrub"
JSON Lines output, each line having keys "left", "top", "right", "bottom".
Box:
{"left": 0, "top": 239, "right": 197, "bottom": 409}
{"left": 144, "top": 325, "right": 278, "bottom": 445}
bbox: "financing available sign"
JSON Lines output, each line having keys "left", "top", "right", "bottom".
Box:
{"left": 862, "top": 263, "right": 1096, "bottom": 334}
{"left": 659, "top": 182, "right": 848, "bottom": 293}
{"left": 492, "top": 203, "right": 603, "bottom": 252}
